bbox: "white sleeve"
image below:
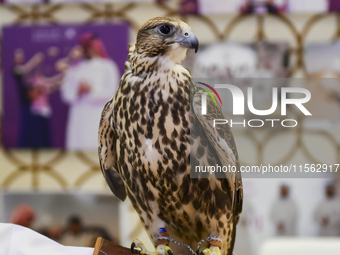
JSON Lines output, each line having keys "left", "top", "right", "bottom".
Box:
{"left": 0, "top": 223, "right": 94, "bottom": 255}
{"left": 89, "top": 60, "right": 120, "bottom": 103}
{"left": 60, "top": 67, "right": 80, "bottom": 104}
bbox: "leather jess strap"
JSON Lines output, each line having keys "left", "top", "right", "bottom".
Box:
{"left": 93, "top": 237, "right": 136, "bottom": 255}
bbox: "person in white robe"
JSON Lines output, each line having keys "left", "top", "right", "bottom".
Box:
{"left": 270, "top": 184, "right": 298, "bottom": 236}
{"left": 234, "top": 198, "right": 255, "bottom": 255}
{"left": 314, "top": 184, "right": 340, "bottom": 236}
{"left": 61, "top": 33, "right": 120, "bottom": 150}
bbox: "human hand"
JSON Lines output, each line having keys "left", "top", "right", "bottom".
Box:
{"left": 78, "top": 82, "right": 91, "bottom": 96}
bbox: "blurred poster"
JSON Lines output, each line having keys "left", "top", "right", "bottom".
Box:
{"left": 184, "top": 41, "right": 289, "bottom": 119}
{"left": 287, "top": 0, "right": 328, "bottom": 13}
{"left": 198, "top": 0, "right": 244, "bottom": 15}
{"left": 240, "top": 0, "right": 287, "bottom": 14}
{"left": 2, "top": 192, "right": 120, "bottom": 245}
{"left": 50, "top": 0, "right": 153, "bottom": 2}
{"left": 329, "top": 0, "right": 340, "bottom": 12}
{"left": 1, "top": 0, "right": 46, "bottom": 3}
{"left": 1, "top": 23, "right": 128, "bottom": 150}
{"left": 304, "top": 43, "right": 340, "bottom": 76}
{"left": 180, "top": 0, "right": 244, "bottom": 15}
{"left": 180, "top": 0, "right": 200, "bottom": 14}
{"left": 180, "top": 0, "right": 287, "bottom": 15}
{"left": 184, "top": 41, "right": 290, "bottom": 79}
{"left": 180, "top": 0, "right": 331, "bottom": 14}
{"left": 1, "top": 0, "right": 156, "bottom": 2}
{"left": 303, "top": 43, "right": 340, "bottom": 126}
{"left": 185, "top": 41, "right": 289, "bottom": 118}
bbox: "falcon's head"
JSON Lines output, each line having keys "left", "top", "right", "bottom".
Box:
{"left": 135, "top": 17, "right": 199, "bottom": 64}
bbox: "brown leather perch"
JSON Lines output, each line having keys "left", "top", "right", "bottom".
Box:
{"left": 93, "top": 237, "right": 137, "bottom": 255}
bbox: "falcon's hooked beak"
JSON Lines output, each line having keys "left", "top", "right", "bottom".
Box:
{"left": 176, "top": 30, "right": 199, "bottom": 53}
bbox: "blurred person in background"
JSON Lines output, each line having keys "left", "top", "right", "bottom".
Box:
{"left": 40, "top": 225, "right": 64, "bottom": 243}
{"left": 61, "top": 32, "right": 120, "bottom": 151}
{"left": 234, "top": 198, "right": 255, "bottom": 255}
{"left": 55, "top": 45, "right": 84, "bottom": 73}
{"left": 9, "top": 204, "right": 35, "bottom": 228}
{"left": 60, "top": 215, "right": 96, "bottom": 247}
{"left": 13, "top": 50, "right": 51, "bottom": 148}
{"left": 314, "top": 183, "right": 340, "bottom": 236}
{"left": 85, "top": 225, "right": 113, "bottom": 243}
{"left": 270, "top": 184, "right": 298, "bottom": 236}
{"left": 13, "top": 49, "right": 63, "bottom": 148}
{"left": 241, "top": 0, "right": 287, "bottom": 14}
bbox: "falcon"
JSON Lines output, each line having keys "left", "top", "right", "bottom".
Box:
{"left": 98, "top": 17, "right": 243, "bottom": 255}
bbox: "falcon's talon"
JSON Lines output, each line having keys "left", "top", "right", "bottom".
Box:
{"left": 148, "top": 244, "right": 173, "bottom": 255}
{"left": 201, "top": 248, "right": 212, "bottom": 255}
{"left": 164, "top": 245, "right": 173, "bottom": 255}
{"left": 131, "top": 242, "right": 136, "bottom": 254}
{"left": 130, "top": 240, "right": 173, "bottom": 255}
{"left": 131, "top": 239, "right": 151, "bottom": 255}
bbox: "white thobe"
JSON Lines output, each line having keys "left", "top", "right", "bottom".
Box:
{"left": 61, "top": 58, "right": 120, "bottom": 150}
{"left": 234, "top": 199, "right": 254, "bottom": 255}
{"left": 270, "top": 199, "right": 298, "bottom": 236}
{"left": 314, "top": 199, "right": 340, "bottom": 236}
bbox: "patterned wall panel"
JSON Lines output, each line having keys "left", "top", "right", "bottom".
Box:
{"left": 0, "top": 1, "right": 339, "bottom": 191}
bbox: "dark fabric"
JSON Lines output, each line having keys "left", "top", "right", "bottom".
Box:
{"left": 180, "top": 0, "right": 199, "bottom": 14}
{"left": 13, "top": 68, "right": 51, "bottom": 148}
{"left": 13, "top": 68, "right": 29, "bottom": 104}
{"left": 18, "top": 106, "right": 51, "bottom": 148}
{"left": 266, "top": 3, "right": 279, "bottom": 14}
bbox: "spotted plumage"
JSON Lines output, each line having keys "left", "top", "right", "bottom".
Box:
{"left": 98, "top": 17, "right": 242, "bottom": 255}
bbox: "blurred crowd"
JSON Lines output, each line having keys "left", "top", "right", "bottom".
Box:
{"left": 7, "top": 29, "right": 120, "bottom": 150}
{"left": 8, "top": 207, "right": 114, "bottom": 247}
{"left": 234, "top": 182, "right": 340, "bottom": 255}
{"left": 236, "top": 183, "right": 340, "bottom": 238}
{"left": 270, "top": 183, "right": 340, "bottom": 237}
{"left": 180, "top": 0, "right": 339, "bottom": 15}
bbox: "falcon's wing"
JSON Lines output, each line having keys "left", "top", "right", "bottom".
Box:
{"left": 98, "top": 98, "right": 127, "bottom": 202}
{"left": 192, "top": 87, "right": 243, "bottom": 221}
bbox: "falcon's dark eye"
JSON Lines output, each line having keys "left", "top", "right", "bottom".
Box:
{"left": 159, "top": 25, "right": 171, "bottom": 35}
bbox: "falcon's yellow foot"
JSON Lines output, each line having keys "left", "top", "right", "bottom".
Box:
{"left": 131, "top": 239, "right": 151, "bottom": 255}
{"left": 200, "top": 245, "right": 221, "bottom": 255}
{"left": 130, "top": 240, "right": 173, "bottom": 255}
{"left": 152, "top": 244, "right": 173, "bottom": 255}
